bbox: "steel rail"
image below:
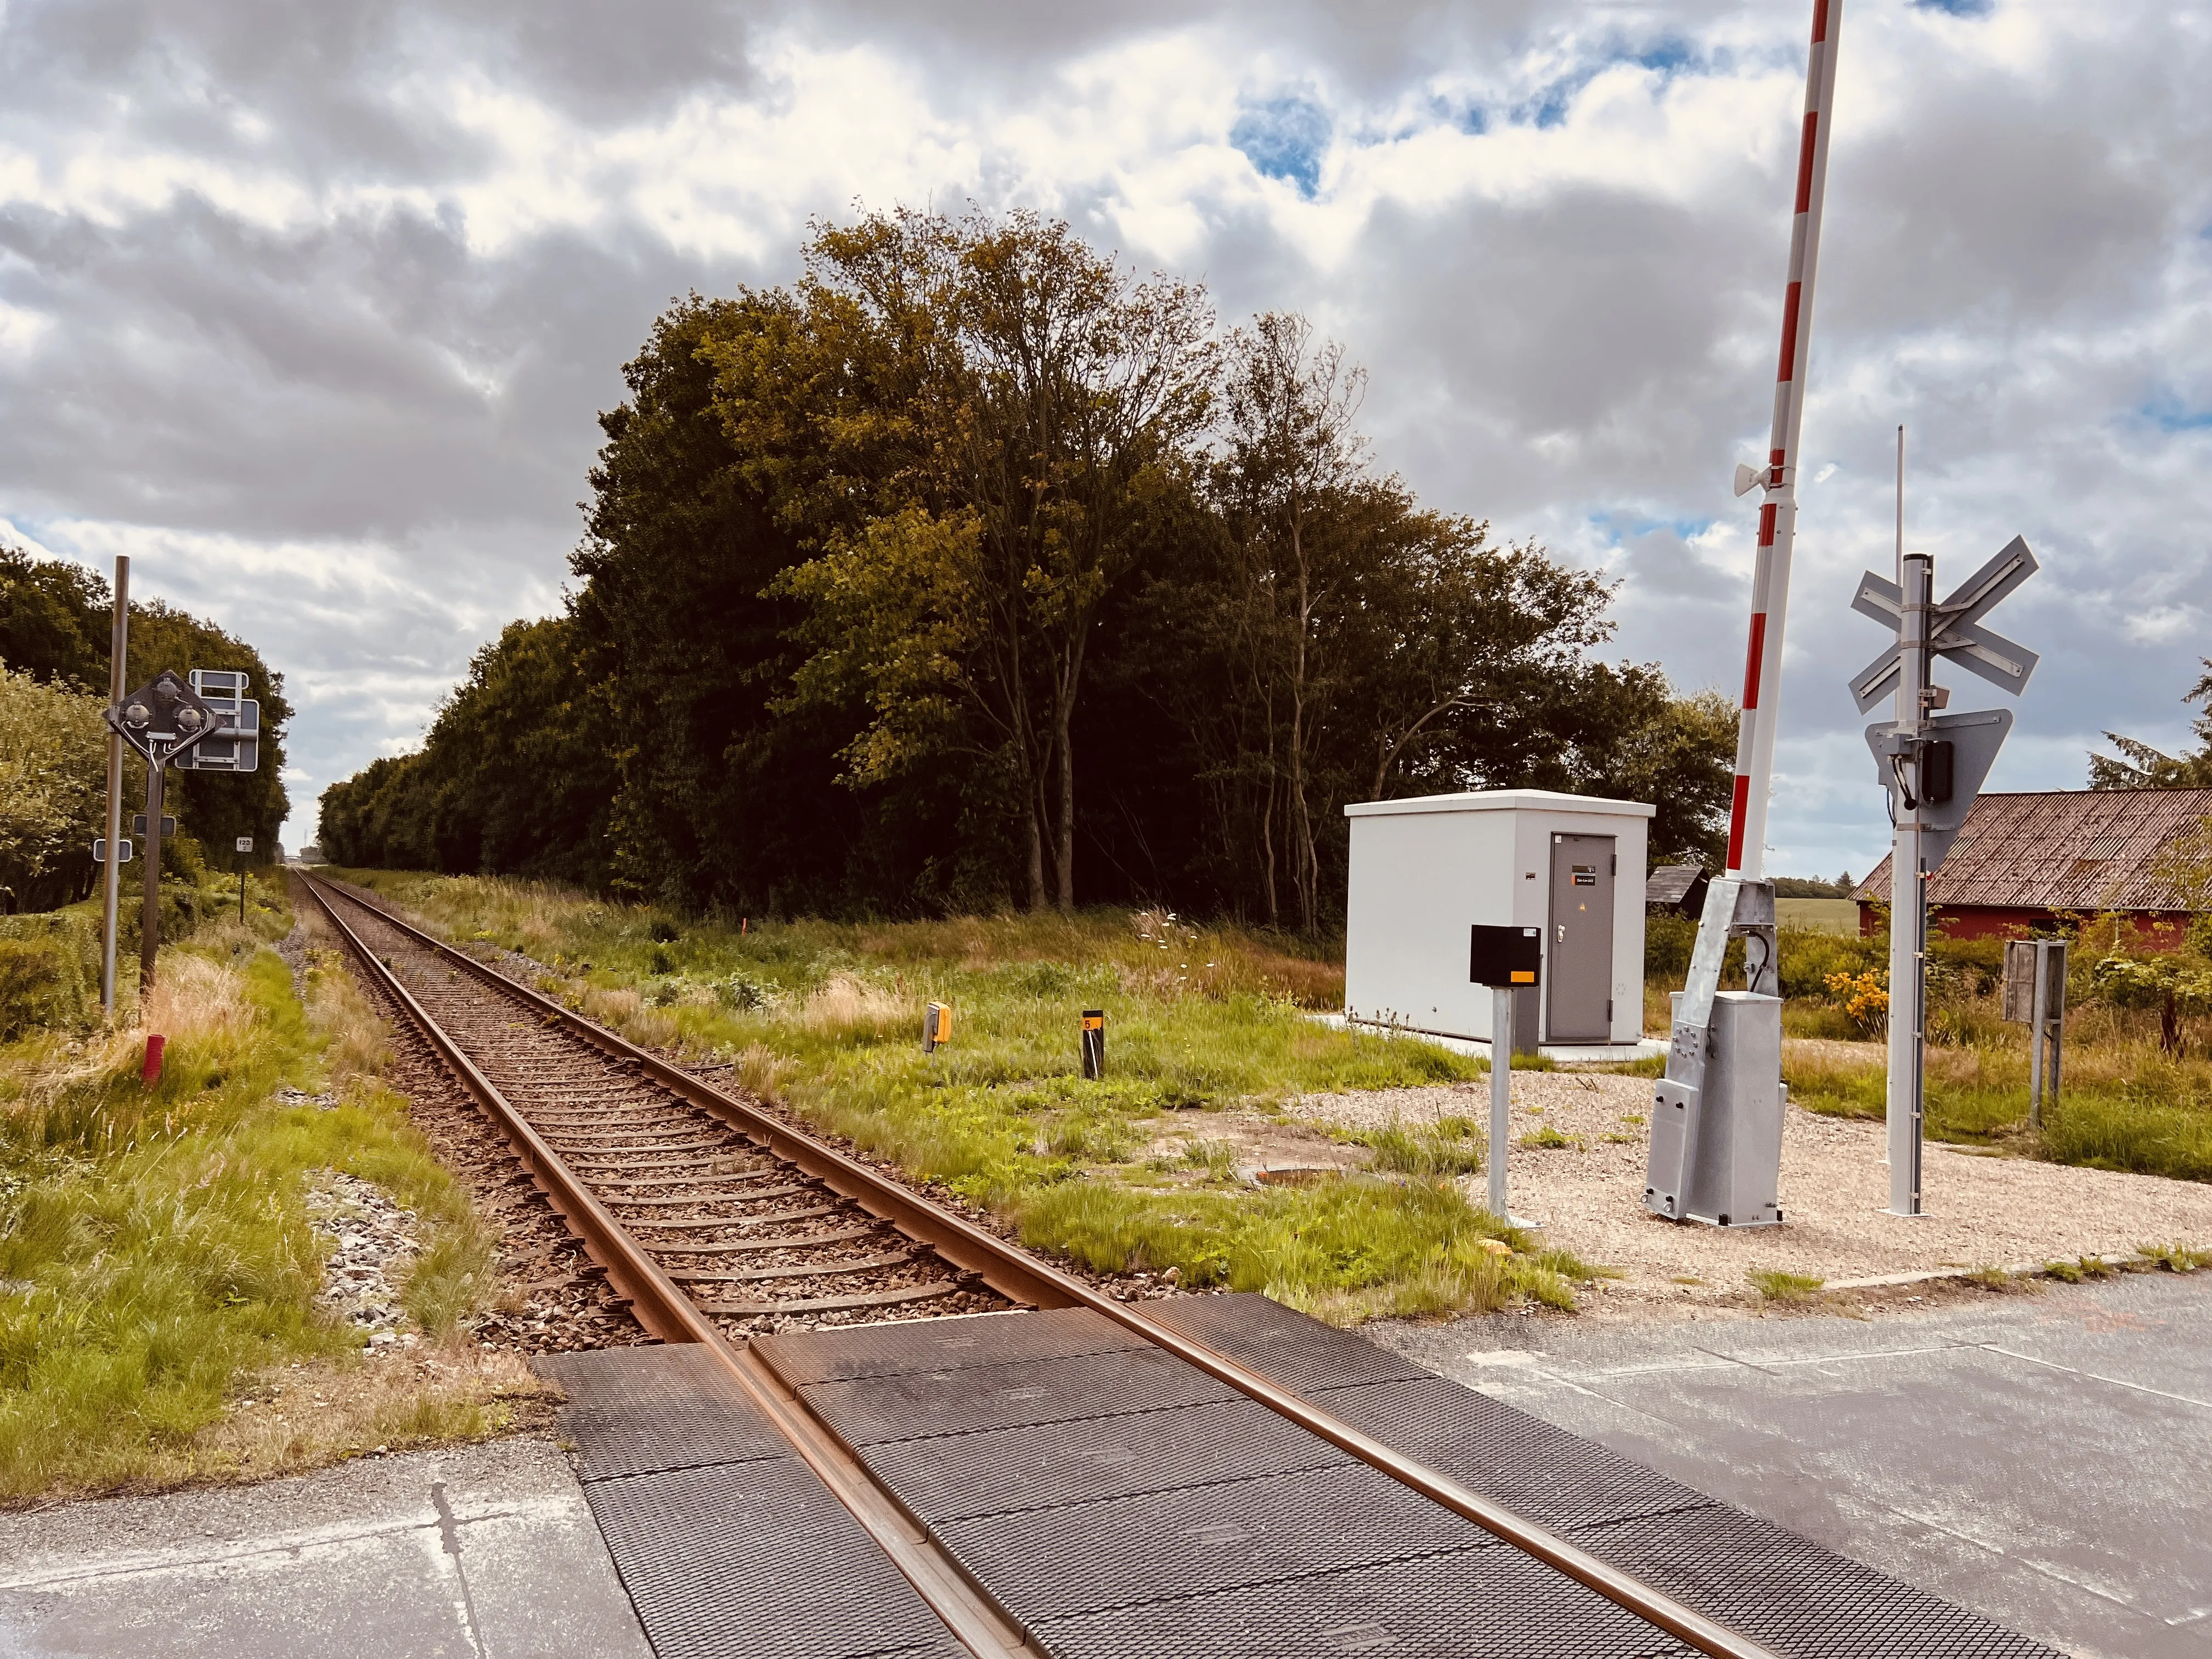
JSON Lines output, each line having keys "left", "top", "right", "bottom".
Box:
{"left": 302, "top": 872, "right": 1782, "bottom": 1659}
{"left": 300, "top": 876, "right": 1038, "bottom": 1659}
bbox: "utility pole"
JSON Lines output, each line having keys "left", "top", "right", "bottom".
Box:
{"left": 100, "top": 557, "right": 129, "bottom": 1015}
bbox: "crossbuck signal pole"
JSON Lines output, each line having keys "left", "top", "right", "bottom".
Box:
{"left": 1887, "top": 554, "right": 1933, "bottom": 1212}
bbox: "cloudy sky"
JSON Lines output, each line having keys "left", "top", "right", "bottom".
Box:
{"left": 3, "top": 0, "right": 2208, "bottom": 879}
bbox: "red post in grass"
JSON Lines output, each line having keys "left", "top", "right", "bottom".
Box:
{"left": 142, "top": 1033, "right": 165, "bottom": 1085}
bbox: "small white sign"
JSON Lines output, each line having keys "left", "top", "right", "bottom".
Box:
{"left": 236, "top": 836, "right": 254, "bottom": 853}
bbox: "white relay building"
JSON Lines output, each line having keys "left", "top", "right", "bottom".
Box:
{"left": 1343, "top": 789, "right": 1653, "bottom": 1051}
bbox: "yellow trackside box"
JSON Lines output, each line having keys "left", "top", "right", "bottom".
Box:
{"left": 923, "top": 1002, "right": 951, "bottom": 1052}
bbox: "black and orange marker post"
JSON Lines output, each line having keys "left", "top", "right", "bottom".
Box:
{"left": 1470, "top": 924, "right": 1542, "bottom": 1223}
{"left": 1079, "top": 1009, "right": 1105, "bottom": 1080}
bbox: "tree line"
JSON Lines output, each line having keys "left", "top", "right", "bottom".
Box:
{"left": 0, "top": 546, "right": 293, "bottom": 912}
{"left": 319, "top": 208, "right": 1735, "bottom": 926}
{"left": 2092, "top": 659, "right": 2212, "bottom": 789}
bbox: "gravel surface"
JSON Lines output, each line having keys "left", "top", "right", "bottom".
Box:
{"left": 1286, "top": 1070, "right": 2212, "bottom": 1316}
{"left": 305, "top": 1171, "right": 419, "bottom": 1350}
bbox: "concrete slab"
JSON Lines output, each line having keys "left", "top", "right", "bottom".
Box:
{"left": 0, "top": 1436, "right": 651, "bottom": 1659}
{"left": 1378, "top": 1272, "right": 2212, "bottom": 1659}
{"left": 1305, "top": 1011, "right": 1666, "bottom": 1063}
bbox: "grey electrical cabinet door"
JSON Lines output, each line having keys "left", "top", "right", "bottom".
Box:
{"left": 1547, "top": 833, "right": 1616, "bottom": 1042}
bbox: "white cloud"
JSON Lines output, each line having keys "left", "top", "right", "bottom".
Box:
{"left": 1, "top": 0, "right": 2208, "bottom": 868}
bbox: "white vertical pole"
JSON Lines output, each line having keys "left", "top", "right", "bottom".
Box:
{"left": 1722, "top": 0, "right": 1843, "bottom": 881}
{"left": 1489, "top": 985, "right": 1513, "bottom": 1220}
{"left": 1887, "top": 552, "right": 1932, "bottom": 1216}
{"left": 1894, "top": 426, "right": 1905, "bottom": 585}
{"left": 100, "top": 556, "right": 129, "bottom": 1016}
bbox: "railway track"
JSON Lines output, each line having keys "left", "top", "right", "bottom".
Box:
{"left": 299, "top": 871, "right": 1780, "bottom": 1659}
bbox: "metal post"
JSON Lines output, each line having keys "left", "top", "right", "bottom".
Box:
{"left": 1894, "top": 426, "right": 1904, "bottom": 585}
{"left": 1489, "top": 984, "right": 1513, "bottom": 1220}
{"left": 139, "top": 761, "right": 164, "bottom": 997}
{"left": 1720, "top": 0, "right": 1843, "bottom": 882}
{"left": 2042, "top": 941, "right": 2064, "bottom": 1116}
{"left": 239, "top": 853, "right": 247, "bottom": 925}
{"left": 1886, "top": 552, "right": 1932, "bottom": 1216}
{"left": 100, "top": 556, "right": 128, "bottom": 1014}
{"left": 2027, "top": 942, "right": 2049, "bottom": 1131}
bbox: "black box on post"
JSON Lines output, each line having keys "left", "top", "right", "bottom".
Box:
{"left": 1469, "top": 924, "right": 1542, "bottom": 989}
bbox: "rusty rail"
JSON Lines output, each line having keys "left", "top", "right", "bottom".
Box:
{"left": 300, "top": 871, "right": 1780, "bottom": 1659}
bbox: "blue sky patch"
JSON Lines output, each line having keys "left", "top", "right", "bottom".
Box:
{"left": 1588, "top": 510, "right": 1718, "bottom": 546}
{"left": 1912, "top": 0, "right": 1994, "bottom": 16}
{"left": 2142, "top": 396, "right": 2212, "bottom": 433}
{"left": 1231, "top": 95, "right": 1331, "bottom": 196}
{"left": 1636, "top": 40, "right": 1700, "bottom": 77}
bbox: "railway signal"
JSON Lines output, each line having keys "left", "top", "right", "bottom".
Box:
{"left": 1651, "top": 0, "right": 1841, "bottom": 1228}
{"left": 176, "top": 669, "right": 261, "bottom": 772}
{"left": 105, "top": 669, "right": 219, "bottom": 995}
{"left": 1849, "top": 537, "right": 2039, "bottom": 1215}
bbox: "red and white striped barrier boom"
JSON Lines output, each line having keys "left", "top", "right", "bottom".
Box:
{"left": 1723, "top": 0, "right": 1843, "bottom": 879}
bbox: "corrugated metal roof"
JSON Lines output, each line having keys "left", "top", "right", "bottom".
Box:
{"left": 1854, "top": 788, "right": 2212, "bottom": 911}
{"left": 1645, "top": 864, "right": 1707, "bottom": 906}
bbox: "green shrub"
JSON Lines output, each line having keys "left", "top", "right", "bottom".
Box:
{"left": 0, "top": 909, "right": 101, "bottom": 1039}
{"left": 1645, "top": 912, "right": 1696, "bottom": 980}
{"left": 1776, "top": 927, "right": 1885, "bottom": 999}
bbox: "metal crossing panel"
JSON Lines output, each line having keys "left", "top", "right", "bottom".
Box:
{"left": 859, "top": 1394, "right": 1355, "bottom": 1523}
{"left": 538, "top": 1345, "right": 957, "bottom": 1659}
{"left": 535, "top": 1345, "right": 788, "bottom": 1481}
{"left": 754, "top": 1304, "right": 1147, "bottom": 1386}
{"left": 792, "top": 1344, "right": 1237, "bottom": 1445}
{"left": 1035, "top": 1548, "right": 1700, "bottom": 1659}
{"left": 1142, "top": 1290, "right": 1432, "bottom": 1392}
{"left": 552, "top": 1301, "right": 2063, "bottom": 1659}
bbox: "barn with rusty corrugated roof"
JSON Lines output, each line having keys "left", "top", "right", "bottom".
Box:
{"left": 1853, "top": 788, "right": 2212, "bottom": 944}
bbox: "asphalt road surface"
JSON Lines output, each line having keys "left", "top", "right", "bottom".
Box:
{"left": 1385, "top": 1270, "right": 2212, "bottom": 1659}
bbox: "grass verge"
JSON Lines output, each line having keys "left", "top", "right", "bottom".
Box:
{"left": 0, "top": 898, "right": 522, "bottom": 1504}
{"left": 325, "top": 870, "right": 1609, "bottom": 1323}
{"left": 1748, "top": 1269, "right": 1824, "bottom": 1302}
